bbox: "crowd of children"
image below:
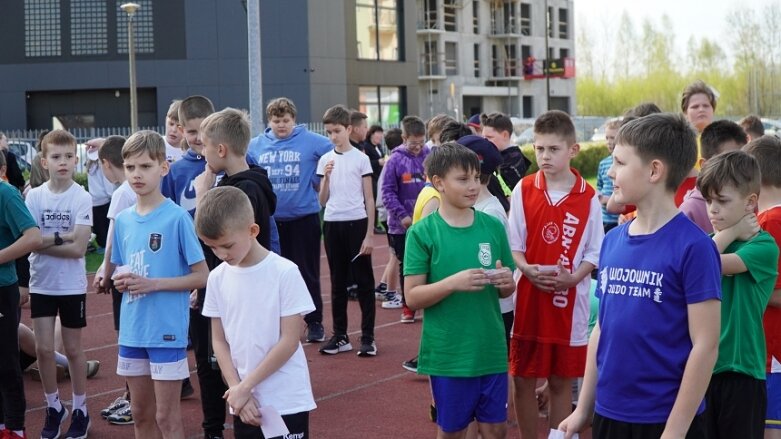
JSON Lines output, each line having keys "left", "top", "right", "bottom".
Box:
{"left": 5, "top": 80, "right": 781, "bottom": 439}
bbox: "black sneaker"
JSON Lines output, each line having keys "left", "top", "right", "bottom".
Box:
{"left": 305, "top": 322, "right": 325, "bottom": 343}
{"left": 374, "top": 282, "right": 388, "bottom": 300}
{"left": 63, "top": 409, "right": 90, "bottom": 439}
{"left": 319, "top": 335, "right": 352, "bottom": 355}
{"left": 357, "top": 337, "right": 377, "bottom": 357}
{"left": 180, "top": 378, "right": 194, "bottom": 399}
{"left": 402, "top": 356, "right": 418, "bottom": 373}
{"left": 41, "top": 405, "right": 68, "bottom": 439}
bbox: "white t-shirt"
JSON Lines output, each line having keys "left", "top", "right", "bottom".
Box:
{"left": 165, "top": 140, "right": 184, "bottom": 163}
{"left": 107, "top": 181, "right": 137, "bottom": 220}
{"left": 316, "top": 147, "right": 373, "bottom": 221}
{"left": 201, "top": 252, "right": 317, "bottom": 415}
{"left": 474, "top": 195, "right": 516, "bottom": 314}
{"left": 87, "top": 165, "right": 116, "bottom": 206}
{"left": 26, "top": 182, "right": 93, "bottom": 295}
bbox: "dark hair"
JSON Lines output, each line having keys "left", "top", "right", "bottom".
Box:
{"left": 534, "top": 110, "right": 576, "bottom": 144}
{"left": 366, "top": 125, "right": 383, "bottom": 143}
{"left": 401, "top": 115, "right": 426, "bottom": 137}
{"left": 697, "top": 150, "right": 760, "bottom": 199}
{"left": 322, "top": 105, "right": 350, "bottom": 127}
{"left": 439, "top": 121, "right": 472, "bottom": 143}
{"left": 739, "top": 115, "right": 765, "bottom": 139}
{"left": 179, "top": 95, "right": 215, "bottom": 124}
{"left": 350, "top": 110, "right": 368, "bottom": 127}
{"left": 700, "top": 120, "right": 748, "bottom": 160}
{"left": 681, "top": 80, "right": 717, "bottom": 112}
{"left": 98, "top": 135, "right": 126, "bottom": 168}
{"left": 480, "top": 112, "right": 513, "bottom": 134}
{"left": 424, "top": 141, "right": 480, "bottom": 181}
{"left": 384, "top": 128, "right": 403, "bottom": 150}
{"left": 616, "top": 113, "right": 697, "bottom": 192}
{"left": 743, "top": 135, "right": 781, "bottom": 188}
{"left": 624, "top": 102, "right": 662, "bottom": 118}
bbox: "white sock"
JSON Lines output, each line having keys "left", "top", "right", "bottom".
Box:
{"left": 44, "top": 391, "right": 62, "bottom": 411}
{"left": 54, "top": 352, "right": 68, "bottom": 367}
{"left": 72, "top": 393, "right": 87, "bottom": 413}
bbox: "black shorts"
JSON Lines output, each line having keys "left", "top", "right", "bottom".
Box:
{"left": 29, "top": 293, "right": 87, "bottom": 328}
{"left": 704, "top": 371, "right": 766, "bottom": 439}
{"left": 233, "top": 411, "right": 309, "bottom": 439}
{"left": 593, "top": 412, "right": 705, "bottom": 439}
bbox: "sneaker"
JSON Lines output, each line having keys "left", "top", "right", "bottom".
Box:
{"left": 401, "top": 305, "right": 416, "bottom": 323}
{"left": 63, "top": 409, "right": 90, "bottom": 439}
{"left": 40, "top": 405, "right": 68, "bottom": 439}
{"left": 100, "top": 397, "right": 129, "bottom": 419}
{"left": 357, "top": 337, "right": 377, "bottom": 357}
{"left": 319, "top": 335, "right": 352, "bottom": 355}
{"left": 373, "top": 282, "right": 388, "bottom": 300}
{"left": 402, "top": 357, "right": 418, "bottom": 373}
{"left": 105, "top": 405, "right": 133, "bottom": 425}
{"left": 381, "top": 293, "right": 403, "bottom": 309}
{"left": 305, "top": 322, "right": 325, "bottom": 343}
{"left": 85, "top": 361, "right": 100, "bottom": 379}
{"left": 180, "top": 378, "right": 194, "bottom": 399}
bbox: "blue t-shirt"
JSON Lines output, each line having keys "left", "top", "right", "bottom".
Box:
{"left": 248, "top": 125, "right": 332, "bottom": 220}
{"left": 0, "top": 182, "right": 37, "bottom": 287}
{"left": 161, "top": 149, "right": 204, "bottom": 216}
{"left": 111, "top": 198, "right": 205, "bottom": 348}
{"left": 595, "top": 213, "right": 722, "bottom": 423}
{"left": 596, "top": 155, "right": 618, "bottom": 225}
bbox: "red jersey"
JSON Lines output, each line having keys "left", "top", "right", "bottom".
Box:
{"left": 760, "top": 207, "right": 781, "bottom": 373}
{"left": 513, "top": 169, "right": 597, "bottom": 346}
{"left": 675, "top": 176, "right": 697, "bottom": 207}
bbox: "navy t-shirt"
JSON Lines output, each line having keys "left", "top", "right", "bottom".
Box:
{"left": 595, "top": 213, "right": 722, "bottom": 423}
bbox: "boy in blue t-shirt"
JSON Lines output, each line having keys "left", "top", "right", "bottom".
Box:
{"left": 596, "top": 119, "right": 620, "bottom": 232}
{"left": 111, "top": 130, "right": 208, "bottom": 438}
{"left": 560, "top": 113, "right": 722, "bottom": 439}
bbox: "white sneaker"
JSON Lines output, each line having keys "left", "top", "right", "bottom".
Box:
{"left": 381, "top": 293, "right": 403, "bottom": 309}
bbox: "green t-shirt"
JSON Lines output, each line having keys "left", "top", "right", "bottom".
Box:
{"left": 714, "top": 231, "right": 778, "bottom": 379}
{"left": 0, "top": 182, "right": 37, "bottom": 287}
{"left": 404, "top": 210, "right": 516, "bottom": 377}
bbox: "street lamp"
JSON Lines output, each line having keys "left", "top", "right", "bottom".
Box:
{"left": 121, "top": 3, "right": 140, "bottom": 132}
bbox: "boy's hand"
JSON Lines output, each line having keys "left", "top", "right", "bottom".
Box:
{"left": 731, "top": 213, "right": 760, "bottom": 241}
{"left": 520, "top": 264, "right": 557, "bottom": 291}
{"left": 237, "top": 398, "right": 261, "bottom": 427}
{"left": 113, "top": 272, "right": 157, "bottom": 295}
{"left": 484, "top": 261, "right": 513, "bottom": 290}
{"left": 558, "top": 408, "right": 590, "bottom": 439}
{"left": 224, "top": 383, "right": 253, "bottom": 416}
{"left": 189, "top": 290, "right": 200, "bottom": 310}
{"left": 194, "top": 168, "right": 216, "bottom": 199}
{"left": 540, "top": 262, "right": 577, "bottom": 292}
{"left": 324, "top": 160, "right": 335, "bottom": 178}
{"left": 93, "top": 273, "right": 107, "bottom": 294}
{"left": 401, "top": 216, "right": 412, "bottom": 228}
{"left": 359, "top": 237, "right": 373, "bottom": 255}
{"left": 447, "top": 269, "right": 491, "bottom": 292}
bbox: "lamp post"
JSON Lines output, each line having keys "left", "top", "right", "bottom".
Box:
{"left": 121, "top": 3, "right": 140, "bottom": 132}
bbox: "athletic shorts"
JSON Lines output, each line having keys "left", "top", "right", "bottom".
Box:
{"left": 593, "top": 412, "right": 706, "bottom": 439}
{"left": 233, "top": 411, "right": 310, "bottom": 439}
{"left": 29, "top": 293, "right": 87, "bottom": 328}
{"left": 509, "top": 339, "right": 586, "bottom": 378}
{"left": 117, "top": 345, "right": 189, "bottom": 381}
{"left": 429, "top": 373, "right": 508, "bottom": 433}
{"left": 768, "top": 373, "right": 781, "bottom": 429}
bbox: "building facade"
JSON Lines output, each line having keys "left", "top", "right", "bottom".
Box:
{"left": 416, "top": 0, "right": 575, "bottom": 120}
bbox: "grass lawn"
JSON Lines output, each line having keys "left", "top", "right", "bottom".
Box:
{"left": 85, "top": 251, "right": 102, "bottom": 274}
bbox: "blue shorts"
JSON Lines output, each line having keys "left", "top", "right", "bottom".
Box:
{"left": 768, "top": 373, "right": 781, "bottom": 429}
{"left": 429, "top": 373, "right": 508, "bottom": 433}
{"left": 117, "top": 345, "right": 189, "bottom": 381}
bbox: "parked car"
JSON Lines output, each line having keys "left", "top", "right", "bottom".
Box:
{"left": 591, "top": 117, "right": 622, "bottom": 142}
{"left": 761, "top": 118, "right": 781, "bottom": 137}
{"left": 8, "top": 140, "right": 35, "bottom": 172}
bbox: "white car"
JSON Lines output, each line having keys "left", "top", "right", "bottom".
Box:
{"left": 761, "top": 118, "right": 781, "bottom": 137}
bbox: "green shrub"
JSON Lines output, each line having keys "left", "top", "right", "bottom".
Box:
{"left": 73, "top": 172, "right": 88, "bottom": 191}
{"left": 518, "top": 142, "right": 609, "bottom": 179}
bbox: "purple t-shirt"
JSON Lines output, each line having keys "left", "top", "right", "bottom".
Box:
{"left": 679, "top": 187, "right": 712, "bottom": 234}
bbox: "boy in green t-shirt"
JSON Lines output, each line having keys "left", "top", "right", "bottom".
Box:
{"left": 404, "top": 142, "right": 516, "bottom": 438}
{"left": 698, "top": 150, "right": 779, "bottom": 438}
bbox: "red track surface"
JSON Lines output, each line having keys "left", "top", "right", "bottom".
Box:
{"left": 20, "top": 235, "right": 592, "bottom": 438}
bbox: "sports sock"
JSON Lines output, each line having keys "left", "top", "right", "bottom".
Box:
{"left": 72, "top": 393, "right": 87, "bottom": 413}
{"left": 44, "top": 391, "right": 62, "bottom": 411}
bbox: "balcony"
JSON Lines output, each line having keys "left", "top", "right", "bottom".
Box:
{"left": 417, "top": 10, "right": 445, "bottom": 34}
{"left": 489, "top": 21, "right": 521, "bottom": 37}
{"left": 489, "top": 59, "right": 522, "bottom": 80}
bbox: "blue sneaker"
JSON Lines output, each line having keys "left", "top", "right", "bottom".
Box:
{"left": 63, "top": 409, "right": 90, "bottom": 439}
{"left": 40, "top": 405, "right": 68, "bottom": 439}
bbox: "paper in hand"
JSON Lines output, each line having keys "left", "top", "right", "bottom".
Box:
{"left": 260, "top": 406, "right": 289, "bottom": 438}
{"left": 548, "top": 428, "right": 577, "bottom": 439}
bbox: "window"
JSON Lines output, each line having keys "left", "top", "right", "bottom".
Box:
{"left": 558, "top": 8, "right": 569, "bottom": 39}
{"left": 521, "top": 44, "right": 531, "bottom": 60}
{"left": 443, "top": 0, "right": 457, "bottom": 32}
{"left": 421, "top": 0, "right": 438, "bottom": 30}
{"left": 472, "top": 0, "right": 479, "bottom": 34}
{"left": 473, "top": 43, "right": 480, "bottom": 78}
{"left": 71, "top": 0, "right": 108, "bottom": 55}
{"left": 356, "top": 0, "right": 400, "bottom": 60}
{"left": 520, "top": 3, "right": 531, "bottom": 36}
{"left": 548, "top": 6, "right": 554, "bottom": 38}
{"left": 445, "top": 42, "right": 458, "bottom": 75}
{"left": 117, "top": 0, "right": 154, "bottom": 54}
{"left": 560, "top": 48, "right": 569, "bottom": 59}
{"left": 25, "top": 0, "right": 62, "bottom": 57}
{"left": 420, "top": 40, "right": 441, "bottom": 76}
{"left": 359, "top": 86, "right": 405, "bottom": 125}
{"left": 503, "top": 1, "right": 517, "bottom": 34}
{"left": 522, "top": 96, "right": 533, "bottom": 118}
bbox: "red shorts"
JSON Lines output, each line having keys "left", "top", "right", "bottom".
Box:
{"left": 509, "top": 339, "right": 586, "bottom": 378}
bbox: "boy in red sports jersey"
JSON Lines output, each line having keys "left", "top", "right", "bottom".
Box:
{"left": 507, "top": 110, "right": 604, "bottom": 439}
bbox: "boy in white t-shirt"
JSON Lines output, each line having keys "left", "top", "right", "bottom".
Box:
{"left": 316, "top": 105, "right": 377, "bottom": 357}
{"left": 25, "top": 130, "right": 94, "bottom": 439}
{"left": 197, "top": 186, "right": 316, "bottom": 438}
{"left": 164, "top": 99, "right": 184, "bottom": 163}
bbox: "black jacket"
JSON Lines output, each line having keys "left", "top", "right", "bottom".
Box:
{"left": 2, "top": 150, "right": 24, "bottom": 191}
{"left": 363, "top": 142, "right": 383, "bottom": 179}
{"left": 217, "top": 165, "right": 277, "bottom": 251}
{"left": 487, "top": 146, "right": 532, "bottom": 212}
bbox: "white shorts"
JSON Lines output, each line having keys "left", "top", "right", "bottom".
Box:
{"left": 117, "top": 345, "right": 189, "bottom": 380}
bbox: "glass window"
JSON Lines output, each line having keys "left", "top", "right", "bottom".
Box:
{"left": 25, "top": 0, "right": 62, "bottom": 57}
{"left": 558, "top": 8, "right": 569, "bottom": 39}
{"left": 520, "top": 3, "right": 531, "bottom": 36}
{"left": 359, "top": 86, "right": 404, "bottom": 126}
{"left": 473, "top": 43, "right": 480, "bottom": 78}
{"left": 356, "top": 0, "right": 400, "bottom": 61}
{"left": 445, "top": 42, "right": 458, "bottom": 75}
{"left": 71, "top": 0, "right": 108, "bottom": 55}
{"left": 443, "top": 0, "right": 457, "bottom": 31}
{"left": 117, "top": 0, "right": 154, "bottom": 54}
{"left": 472, "top": 0, "right": 479, "bottom": 34}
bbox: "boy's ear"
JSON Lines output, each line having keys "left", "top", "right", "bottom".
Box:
{"left": 250, "top": 222, "right": 260, "bottom": 238}
{"left": 431, "top": 174, "right": 444, "bottom": 192}
{"left": 569, "top": 143, "right": 580, "bottom": 157}
{"left": 218, "top": 143, "right": 229, "bottom": 158}
{"left": 648, "top": 158, "right": 665, "bottom": 184}
{"left": 698, "top": 157, "right": 706, "bottom": 169}
{"left": 746, "top": 193, "right": 759, "bottom": 212}
{"left": 160, "top": 160, "right": 170, "bottom": 177}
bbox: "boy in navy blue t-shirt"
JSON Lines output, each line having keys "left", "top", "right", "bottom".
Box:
{"left": 560, "top": 113, "right": 722, "bottom": 439}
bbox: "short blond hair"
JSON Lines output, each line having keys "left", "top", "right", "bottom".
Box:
{"left": 122, "top": 130, "right": 166, "bottom": 163}
{"left": 200, "top": 108, "right": 251, "bottom": 156}
{"left": 167, "top": 99, "right": 182, "bottom": 122}
{"left": 195, "top": 186, "right": 255, "bottom": 240}
{"left": 41, "top": 130, "right": 77, "bottom": 156}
